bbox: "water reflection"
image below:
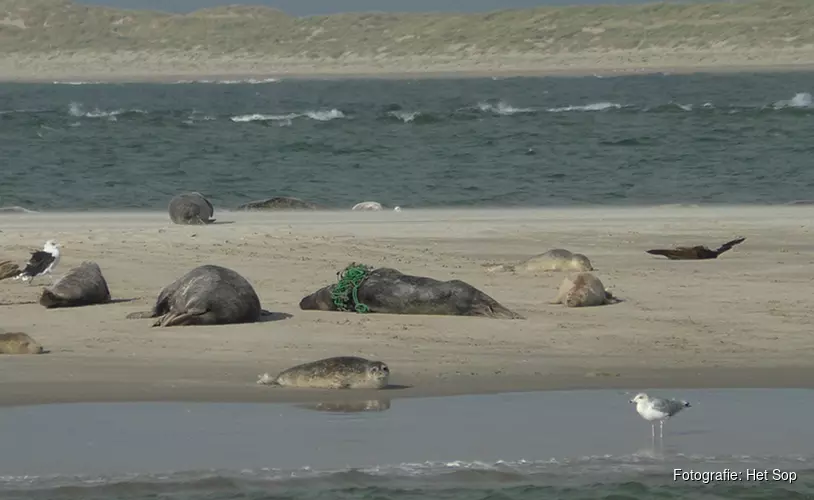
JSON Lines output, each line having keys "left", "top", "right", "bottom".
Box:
{"left": 298, "top": 399, "right": 392, "bottom": 413}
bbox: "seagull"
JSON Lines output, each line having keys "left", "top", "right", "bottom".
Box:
{"left": 14, "top": 240, "right": 61, "bottom": 285}
{"left": 630, "top": 392, "right": 691, "bottom": 439}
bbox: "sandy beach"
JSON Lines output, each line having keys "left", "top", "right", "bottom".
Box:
{"left": 2, "top": 50, "right": 814, "bottom": 83}
{"left": 1, "top": 206, "right": 813, "bottom": 406}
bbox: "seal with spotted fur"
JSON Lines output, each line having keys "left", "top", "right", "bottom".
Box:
{"left": 127, "top": 264, "right": 261, "bottom": 326}
{"left": 486, "top": 249, "right": 593, "bottom": 273}
{"left": 257, "top": 356, "right": 390, "bottom": 389}
{"left": 0, "top": 332, "right": 44, "bottom": 354}
{"left": 551, "top": 272, "right": 617, "bottom": 307}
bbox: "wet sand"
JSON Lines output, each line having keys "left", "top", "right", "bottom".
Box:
{"left": 1, "top": 206, "right": 813, "bottom": 406}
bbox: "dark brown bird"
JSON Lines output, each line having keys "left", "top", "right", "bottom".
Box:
{"left": 646, "top": 237, "right": 746, "bottom": 260}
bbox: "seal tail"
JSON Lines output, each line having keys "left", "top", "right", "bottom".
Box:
{"left": 257, "top": 373, "right": 280, "bottom": 386}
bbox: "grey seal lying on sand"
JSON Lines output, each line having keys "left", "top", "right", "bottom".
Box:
{"left": 236, "top": 196, "right": 319, "bottom": 211}
{"left": 0, "top": 332, "right": 44, "bottom": 354}
{"left": 127, "top": 264, "right": 261, "bottom": 326}
{"left": 39, "top": 261, "right": 111, "bottom": 308}
{"left": 551, "top": 272, "right": 618, "bottom": 307}
{"left": 300, "top": 264, "right": 522, "bottom": 319}
{"left": 646, "top": 237, "right": 746, "bottom": 260}
{"left": 486, "top": 248, "right": 593, "bottom": 273}
{"left": 257, "top": 356, "right": 390, "bottom": 389}
{"left": 168, "top": 192, "right": 215, "bottom": 225}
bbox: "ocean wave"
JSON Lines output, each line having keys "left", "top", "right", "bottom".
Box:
{"left": 772, "top": 92, "right": 813, "bottom": 109}
{"left": 68, "top": 102, "right": 148, "bottom": 120}
{"left": 3, "top": 454, "right": 811, "bottom": 491}
{"left": 230, "top": 109, "right": 345, "bottom": 123}
{"left": 476, "top": 101, "right": 535, "bottom": 115}
{"left": 547, "top": 102, "right": 622, "bottom": 113}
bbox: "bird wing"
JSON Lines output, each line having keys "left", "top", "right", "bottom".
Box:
{"left": 650, "top": 397, "right": 687, "bottom": 417}
{"left": 21, "top": 250, "right": 55, "bottom": 275}
{"left": 714, "top": 237, "right": 746, "bottom": 255}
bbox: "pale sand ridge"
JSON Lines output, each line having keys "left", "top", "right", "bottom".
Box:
{"left": 1, "top": 206, "right": 813, "bottom": 406}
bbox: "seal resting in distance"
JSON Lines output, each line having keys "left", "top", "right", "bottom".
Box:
{"left": 257, "top": 356, "right": 390, "bottom": 389}
{"left": 300, "top": 264, "right": 523, "bottom": 319}
{"left": 646, "top": 237, "right": 746, "bottom": 260}
{"left": 168, "top": 192, "right": 215, "bottom": 225}
{"left": 0, "top": 332, "right": 44, "bottom": 354}
{"left": 127, "top": 264, "right": 261, "bottom": 327}
{"left": 236, "top": 196, "right": 319, "bottom": 211}
{"left": 551, "top": 272, "right": 618, "bottom": 307}
{"left": 39, "top": 261, "right": 111, "bottom": 309}
{"left": 486, "top": 248, "right": 593, "bottom": 273}
{"left": 351, "top": 201, "right": 383, "bottom": 211}
{"left": 0, "top": 260, "right": 20, "bottom": 281}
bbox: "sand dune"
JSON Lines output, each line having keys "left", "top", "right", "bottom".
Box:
{"left": 1, "top": 206, "right": 813, "bottom": 406}
{"left": 1, "top": 0, "right": 814, "bottom": 80}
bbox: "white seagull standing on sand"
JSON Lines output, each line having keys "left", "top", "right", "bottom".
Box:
{"left": 14, "top": 240, "right": 61, "bottom": 285}
{"left": 630, "top": 392, "right": 691, "bottom": 439}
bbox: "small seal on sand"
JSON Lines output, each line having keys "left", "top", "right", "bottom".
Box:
{"left": 127, "top": 264, "right": 261, "bottom": 327}
{"left": 39, "top": 261, "right": 111, "bottom": 309}
{"left": 0, "top": 332, "right": 44, "bottom": 354}
{"left": 168, "top": 192, "right": 215, "bottom": 225}
{"left": 300, "top": 264, "right": 523, "bottom": 319}
{"left": 646, "top": 237, "right": 745, "bottom": 260}
{"left": 352, "top": 201, "right": 383, "bottom": 211}
{"left": 486, "top": 248, "right": 593, "bottom": 273}
{"left": 236, "top": 196, "right": 319, "bottom": 211}
{"left": 551, "top": 272, "right": 617, "bottom": 307}
{"left": 257, "top": 356, "right": 390, "bottom": 389}
{"left": 0, "top": 260, "right": 20, "bottom": 281}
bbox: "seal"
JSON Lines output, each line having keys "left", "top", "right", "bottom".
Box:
{"left": 551, "top": 272, "right": 617, "bottom": 307}
{"left": 486, "top": 248, "right": 593, "bottom": 273}
{"left": 0, "top": 260, "right": 20, "bottom": 281}
{"left": 257, "top": 356, "right": 390, "bottom": 389}
{"left": 0, "top": 332, "right": 44, "bottom": 354}
{"left": 299, "top": 399, "right": 392, "bottom": 413}
{"left": 646, "top": 237, "right": 746, "bottom": 260}
{"left": 127, "top": 264, "right": 261, "bottom": 327}
{"left": 236, "top": 196, "right": 319, "bottom": 211}
{"left": 299, "top": 264, "right": 523, "bottom": 319}
{"left": 352, "top": 201, "right": 383, "bottom": 211}
{"left": 168, "top": 192, "right": 215, "bottom": 225}
{"left": 39, "top": 261, "right": 111, "bottom": 309}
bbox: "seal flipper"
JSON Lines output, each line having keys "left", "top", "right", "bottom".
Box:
{"left": 153, "top": 307, "right": 212, "bottom": 327}
{"left": 126, "top": 310, "right": 156, "bottom": 319}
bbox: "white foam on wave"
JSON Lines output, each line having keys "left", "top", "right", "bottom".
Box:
{"left": 547, "top": 102, "right": 622, "bottom": 112}
{"left": 230, "top": 109, "right": 345, "bottom": 123}
{"left": 388, "top": 110, "right": 421, "bottom": 123}
{"left": 773, "top": 92, "right": 813, "bottom": 109}
{"left": 68, "top": 102, "right": 147, "bottom": 120}
{"left": 477, "top": 101, "right": 534, "bottom": 115}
